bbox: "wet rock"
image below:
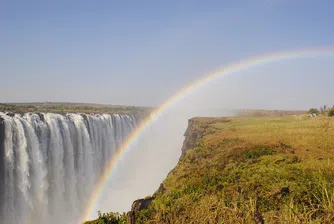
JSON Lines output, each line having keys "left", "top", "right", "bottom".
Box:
{"left": 131, "top": 196, "right": 155, "bottom": 212}
{"left": 81, "top": 114, "right": 88, "bottom": 121}
{"left": 6, "top": 112, "right": 15, "bottom": 117}
{"left": 37, "top": 113, "right": 45, "bottom": 122}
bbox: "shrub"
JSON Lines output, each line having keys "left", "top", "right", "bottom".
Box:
{"left": 95, "top": 211, "right": 126, "bottom": 224}
{"left": 243, "top": 146, "right": 275, "bottom": 159}
{"left": 308, "top": 108, "right": 319, "bottom": 115}
{"left": 328, "top": 107, "right": 334, "bottom": 117}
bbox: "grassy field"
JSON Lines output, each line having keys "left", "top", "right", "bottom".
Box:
{"left": 120, "top": 114, "right": 334, "bottom": 223}
{"left": 235, "top": 109, "right": 306, "bottom": 117}
{"left": 0, "top": 102, "right": 152, "bottom": 115}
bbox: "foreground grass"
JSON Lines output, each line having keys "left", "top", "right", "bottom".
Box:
{"left": 133, "top": 115, "right": 334, "bottom": 223}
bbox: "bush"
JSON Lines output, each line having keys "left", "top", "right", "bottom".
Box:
{"left": 328, "top": 107, "right": 334, "bottom": 117}
{"left": 243, "top": 146, "right": 275, "bottom": 159}
{"left": 94, "top": 211, "right": 126, "bottom": 224}
{"left": 308, "top": 108, "right": 319, "bottom": 115}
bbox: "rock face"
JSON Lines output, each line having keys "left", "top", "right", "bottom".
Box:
{"left": 6, "top": 112, "right": 15, "bottom": 117}
{"left": 36, "top": 113, "right": 45, "bottom": 122}
{"left": 126, "top": 211, "right": 135, "bottom": 224}
{"left": 180, "top": 119, "right": 206, "bottom": 158}
{"left": 180, "top": 118, "right": 229, "bottom": 158}
{"left": 126, "top": 119, "right": 207, "bottom": 223}
{"left": 0, "top": 117, "right": 5, "bottom": 214}
{"left": 126, "top": 196, "right": 155, "bottom": 224}
{"left": 131, "top": 197, "right": 155, "bottom": 212}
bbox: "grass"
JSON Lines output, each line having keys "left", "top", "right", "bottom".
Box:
{"left": 131, "top": 115, "right": 334, "bottom": 223}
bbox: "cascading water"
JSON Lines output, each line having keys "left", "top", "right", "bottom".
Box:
{"left": 0, "top": 112, "right": 138, "bottom": 224}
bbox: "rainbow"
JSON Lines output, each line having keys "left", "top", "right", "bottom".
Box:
{"left": 81, "top": 46, "right": 334, "bottom": 222}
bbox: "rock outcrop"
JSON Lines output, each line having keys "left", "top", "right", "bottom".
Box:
{"left": 126, "top": 211, "right": 135, "bottom": 224}
{"left": 180, "top": 118, "right": 206, "bottom": 158}
{"left": 131, "top": 197, "right": 155, "bottom": 212}
{"left": 126, "top": 196, "right": 155, "bottom": 224}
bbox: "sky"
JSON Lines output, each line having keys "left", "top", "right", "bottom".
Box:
{"left": 2, "top": 1, "right": 334, "bottom": 219}
{"left": 1, "top": 0, "right": 334, "bottom": 107}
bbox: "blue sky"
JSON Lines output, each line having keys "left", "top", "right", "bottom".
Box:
{"left": 1, "top": 0, "right": 334, "bottom": 107}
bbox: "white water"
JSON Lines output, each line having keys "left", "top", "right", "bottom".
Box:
{"left": 0, "top": 112, "right": 137, "bottom": 224}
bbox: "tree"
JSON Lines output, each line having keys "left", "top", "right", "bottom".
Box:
{"left": 96, "top": 211, "right": 126, "bottom": 224}
{"left": 308, "top": 108, "right": 319, "bottom": 115}
{"left": 328, "top": 107, "right": 334, "bottom": 117}
{"left": 320, "top": 105, "right": 328, "bottom": 115}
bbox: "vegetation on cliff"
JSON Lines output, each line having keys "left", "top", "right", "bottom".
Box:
{"left": 130, "top": 115, "right": 334, "bottom": 223}
{"left": 0, "top": 102, "right": 152, "bottom": 115}
{"left": 84, "top": 211, "right": 127, "bottom": 224}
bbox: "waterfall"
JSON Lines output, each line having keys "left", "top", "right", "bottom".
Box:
{"left": 0, "top": 112, "right": 138, "bottom": 224}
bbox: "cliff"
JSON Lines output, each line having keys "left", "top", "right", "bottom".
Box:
{"left": 180, "top": 117, "right": 231, "bottom": 157}
{"left": 180, "top": 118, "right": 208, "bottom": 158}
{"left": 126, "top": 118, "right": 218, "bottom": 223}
{"left": 125, "top": 115, "right": 334, "bottom": 224}
{"left": 0, "top": 117, "right": 5, "bottom": 212}
{"left": 0, "top": 102, "right": 152, "bottom": 117}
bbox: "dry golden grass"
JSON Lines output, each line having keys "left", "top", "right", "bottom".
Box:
{"left": 134, "top": 115, "right": 334, "bottom": 223}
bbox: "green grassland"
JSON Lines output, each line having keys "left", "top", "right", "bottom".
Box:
{"left": 118, "top": 114, "right": 334, "bottom": 224}
{"left": 0, "top": 102, "right": 152, "bottom": 115}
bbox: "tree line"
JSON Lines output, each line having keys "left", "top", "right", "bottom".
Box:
{"left": 308, "top": 105, "right": 334, "bottom": 117}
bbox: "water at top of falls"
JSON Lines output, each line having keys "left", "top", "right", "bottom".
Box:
{"left": 0, "top": 112, "right": 138, "bottom": 224}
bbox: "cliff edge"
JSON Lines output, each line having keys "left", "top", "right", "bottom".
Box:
{"left": 85, "top": 115, "right": 334, "bottom": 224}
{"left": 125, "top": 115, "right": 334, "bottom": 224}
